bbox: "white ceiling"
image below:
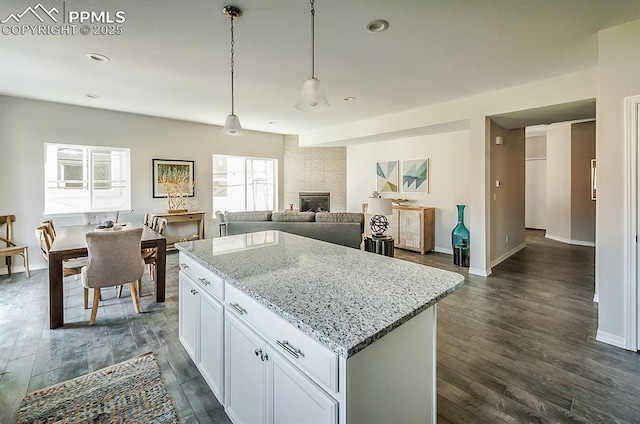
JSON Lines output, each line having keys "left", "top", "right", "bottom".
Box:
{"left": 1, "top": 0, "right": 639, "bottom": 136}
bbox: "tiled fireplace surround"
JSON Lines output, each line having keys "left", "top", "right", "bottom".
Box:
{"left": 283, "top": 135, "right": 347, "bottom": 211}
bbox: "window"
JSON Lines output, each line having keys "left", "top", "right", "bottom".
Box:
{"left": 213, "top": 155, "right": 277, "bottom": 212}
{"left": 44, "top": 143, "right": 131, "bottom": 214}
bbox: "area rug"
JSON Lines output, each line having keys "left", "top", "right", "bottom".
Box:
{"left": 16, "top": 352, "right": 179, "bottom": 423}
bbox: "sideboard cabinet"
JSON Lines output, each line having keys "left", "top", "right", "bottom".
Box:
{"left": 362, "top": 204, "right": 435, "bottom": 254}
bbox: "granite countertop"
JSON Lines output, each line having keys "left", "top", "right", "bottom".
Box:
{"left": 176, "top": 231, "right": 464, "bottom": 358}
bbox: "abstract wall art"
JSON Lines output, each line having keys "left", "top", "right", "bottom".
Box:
{"left": 402, "top": 159, "right": 429, "bottom": 193}
{"left": 376, "top": 161, "right": 398, "bottom": 193}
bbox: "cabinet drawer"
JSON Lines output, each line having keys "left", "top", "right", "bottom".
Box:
{"left": 179, "top": 253, "right": 224, "bottom": 301}
{"left": 226, "top": 284, "right": 338, "bottom": 394}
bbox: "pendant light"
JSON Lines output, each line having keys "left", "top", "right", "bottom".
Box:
{"left": 296, "top": 0, "right": 329, "bottom": 111}
{"left": 222, "top": 5, "right": 243, "bottom": 136}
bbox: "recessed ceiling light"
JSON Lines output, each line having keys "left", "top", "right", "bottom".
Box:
{"left": 268, "top": 121, "right": 278, "bottom": 125}
{"left": 86, "top": 53, "right": 110, "bottom": 62}
{"left": 344, "top": 96, "right": 356, "bottom": 102}
{"left": 86, "top": 94, "right": 100, "bottom": 98}
{"left": 366, "top": 20, "right": 389, "bottom": 33}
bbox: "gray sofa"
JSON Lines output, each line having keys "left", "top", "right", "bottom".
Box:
{"left": 217, "top": 210, "right": 364, "bottom": 249}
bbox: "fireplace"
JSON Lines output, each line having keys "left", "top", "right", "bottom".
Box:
{"left": 299, "top": 192, "right": 330, "bottom": 212}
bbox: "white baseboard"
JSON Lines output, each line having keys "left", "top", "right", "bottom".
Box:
{"left": 489, "top": 243, "right": 527, "bottom": 269}
{"left": 593, "top": 292, "right": 599, "bottom": 303}
{"left": 545, "top": 234, "right": 595, "bottom": 247}
{"left": 595, "top": 330, "right": 627, "bottom": 349}
{"left": 469, "top": 267, "right": 491, "bottom": 277}
{"left": 0, "top": 263, "right": 48, "bottom": 276}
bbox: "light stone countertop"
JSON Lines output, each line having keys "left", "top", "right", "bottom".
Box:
{"left": 176, "top": 230, "right": 464, "bottom": 358}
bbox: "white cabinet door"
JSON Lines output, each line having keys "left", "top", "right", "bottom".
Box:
{"left": 267, "top": 346, "right": 338, "bottom": 424}
{"left": 179, "top": 272, "right": 199, "bottom": 362}
{"left": 225, "top": 311, "right": 267, "bottom": 424}
{"left": 198, "top": 290, "right": 224, "bottom": 403}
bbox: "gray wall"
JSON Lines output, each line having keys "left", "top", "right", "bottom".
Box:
{"left": 570, "top": 121, "right": 596, "bottom": 243}
{"left": 0, "top": 95, "right": 284, "bottom": 271}
{"left": 489, "top": 120, "right": 526, "bottom": 265}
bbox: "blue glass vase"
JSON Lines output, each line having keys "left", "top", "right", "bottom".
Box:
{"left": 451, "top": 204, "right": 470, "bottom": 267}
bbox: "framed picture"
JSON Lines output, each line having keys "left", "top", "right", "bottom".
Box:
{"left": 152, "top": 159, "right": 195, "bottom": 198}
{"left": 376, "top": 161, "right": 399, "bottom": 193}
{"left": 591, "top": 159, "right": 596, "bottom": 200}
{"left": 402, "top": 158, "right": 429, "bottom": 193}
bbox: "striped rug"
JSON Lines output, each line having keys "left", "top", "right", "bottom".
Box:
{"left": 16, "top": 352, "right": 178, "bottom": 423}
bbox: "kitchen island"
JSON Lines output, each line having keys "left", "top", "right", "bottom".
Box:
{"left": 176, "top": 230, "right": 464, "bottom": 424}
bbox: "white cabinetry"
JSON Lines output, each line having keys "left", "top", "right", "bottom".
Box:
{"left": 178, "top": 254, "right": 225, "bottom": 403}
{"left": 224, "top": 312, "right": 267, "bottom": 424}
{"left": 225, "top": 309, "right": 337, "bottom": 424}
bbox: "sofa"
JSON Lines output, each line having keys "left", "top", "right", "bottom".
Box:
{"left": 216, "top": 210, "right": 365, "bottom": 249}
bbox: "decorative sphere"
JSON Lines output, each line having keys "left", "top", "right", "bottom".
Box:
{"left": 370, "top": 215, "right": 389, "bottom": 236}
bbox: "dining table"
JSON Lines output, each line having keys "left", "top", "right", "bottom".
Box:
{"left": 48, "top": 222, "right": 167, "bottom": 329}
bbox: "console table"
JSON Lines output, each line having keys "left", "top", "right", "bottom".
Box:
{"left": 362, "top": 204, "right": 435, "bottom": 254}
{"left": 151, "top": 211, "right": 205, "bottom": 250}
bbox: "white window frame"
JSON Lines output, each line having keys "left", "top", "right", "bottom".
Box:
{"left": 44, "top": 143, "right": 131, "bottom": 215}
{"left": 212, "top": 154, "right": 278, "bottom": 212}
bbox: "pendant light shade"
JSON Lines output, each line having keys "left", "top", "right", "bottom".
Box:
{"left": 222, "top": 5, "right": 243, "bottom": 136}
{"left": 296, "top": 77, "right": 329, "bottom": 111}
{"left": 296, "top": 0, "right": 329, "bottom": 112}
{"left": 223, "top": 114, "right": 243, "bottom": 136}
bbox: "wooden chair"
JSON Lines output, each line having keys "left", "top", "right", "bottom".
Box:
{"left": 136, "top": 217, "right": 168, "bottom": 296}
{"left": 35, "top": 225, "right": 89, "bottom": 308}
{"left": 41, "top": 219, "right": 56, "bottom": 240}
{"left": 0, "top": 215, "right": 29, "bottom": 278}
{"left": 143, "top": 213, "right": 152, "bottom": 227}
{"left": 82, "top": 228, "right": 145, "bottom": 326}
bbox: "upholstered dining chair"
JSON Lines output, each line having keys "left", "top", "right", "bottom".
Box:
{"left": 0, "top": 215, "right": 29, "bottom": 278}
{"left": 35, "top": 225, "right": 89, "bottom": 307}
{"left": 82, "top": 211, "right": 119, "bottom": 225}
{"left": 82, "top": 227, "right": 144, "bottom": 326}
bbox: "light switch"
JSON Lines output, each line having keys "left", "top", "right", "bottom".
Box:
{"left": 495, "top": 180, "right": 501, "bottom": 187}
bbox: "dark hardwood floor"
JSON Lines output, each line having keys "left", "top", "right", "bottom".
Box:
{"left": 1, "top": 229, "right": 638, "bottom": 423}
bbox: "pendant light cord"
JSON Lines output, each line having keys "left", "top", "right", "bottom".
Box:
{"left": 230, "top": 13, "right": 236, "bottom": 115}
{"left": 310, "top": 0, "right": 315, "bottom": 78}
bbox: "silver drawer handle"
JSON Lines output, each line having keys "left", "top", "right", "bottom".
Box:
{"left": 277, "top": 340, "right": 304, "bottom": 359}
{"left": 180, "top": 263, "right": 189, "bottom": 269}
{"left": 229, "top": 302, "right": 247, "bottom": 315}
{"left": 198, "top": 278, "right": 211, "bottom": 286}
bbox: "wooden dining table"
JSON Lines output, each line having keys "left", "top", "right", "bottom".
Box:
{"left": 48, "top": 223, "right": 167, "bottom": 329}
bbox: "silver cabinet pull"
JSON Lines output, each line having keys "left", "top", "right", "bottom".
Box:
{"left": 254, "top": 348, "right": 267, "bottom": 361}
{"left": 229, "top": 302, "right": 247, "bottom": 315}
{"left": 198, "top": 278, "right": 211, "bottom": 286}
{"left": 180, "top": 263, "right": 189, "bottom": 269}
{"left": 277, "top": 340, "right": 304, "bottom": 359}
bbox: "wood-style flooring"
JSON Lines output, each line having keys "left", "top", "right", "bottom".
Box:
{"left": 1, "top": 229, "right": 638, "bottom": 423}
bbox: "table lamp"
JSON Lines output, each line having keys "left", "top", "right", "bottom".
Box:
{"left": 368, "top": 197, "right": 393, "bottom": 237}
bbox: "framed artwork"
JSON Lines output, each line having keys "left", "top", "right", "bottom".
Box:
{"left": 376, "top": 161, "right": 398, "bottom": 192}
{"left": 152, "top": 159, "right": 195, "bottom": 198}
{"left": 591, "top": 159, "right": 596, "bottom": 200}
{"left": 402, "top": 158, "right": 429, "bottom": 193}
